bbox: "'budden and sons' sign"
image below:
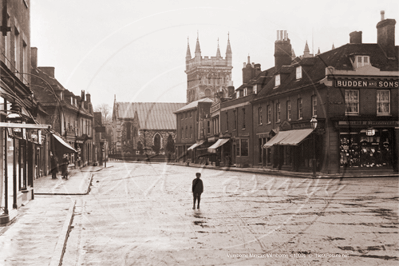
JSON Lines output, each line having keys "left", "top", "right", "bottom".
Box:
{"left": 336, "top": 79, "right": 398, "bottom": 88}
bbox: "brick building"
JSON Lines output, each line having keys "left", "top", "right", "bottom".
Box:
{"left": 31, "top": 50, "right": 95, "bottom": 167}
{"left": 252, "top": 12, "right": 398, "bottom": 174}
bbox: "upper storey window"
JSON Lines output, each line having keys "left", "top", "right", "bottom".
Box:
{"left": 296, "top": 66, "right": 302, "bottom": 79}
{"left": 275, "top": 74, "right": 281, "bottom": 87}
{"left": 356, "top": 56, "right": 370, "bottom": 68}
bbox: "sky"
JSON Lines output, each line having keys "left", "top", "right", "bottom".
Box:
{"left": 31, "top": 0, "right": 399, "bottom": 110}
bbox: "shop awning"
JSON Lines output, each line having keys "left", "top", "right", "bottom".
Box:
{"left": 187, "top": 140, "right": 205, "bottom": 151}
{"left": 53, "top": 133, "right": 77, "bottom": 154}
{"left": 263, "top": 128, "right": 314, "bottom": 148}
{"left": 208, "top": 138, "right": 229, "bottom": 153}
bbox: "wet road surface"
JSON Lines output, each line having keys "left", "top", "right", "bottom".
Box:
{"left": 60, "top": 162, "right": 399, "bottom": 265}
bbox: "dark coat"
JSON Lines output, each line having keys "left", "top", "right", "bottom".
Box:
{"left": 50, "top": 156, "right": 58, "bottom": 172}
{"left": 192, "top": 178, "right": 203, "bottom": 194}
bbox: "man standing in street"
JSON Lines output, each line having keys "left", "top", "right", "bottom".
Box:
{"left": 192, "top": 172, "right": 203, "bottom": 210}
{"left": 50, "top": 152, "right": 58, "bottom": 179}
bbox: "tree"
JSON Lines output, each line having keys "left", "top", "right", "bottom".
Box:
{"left": 94, "top": 103, "right": 111, "bottom": 123}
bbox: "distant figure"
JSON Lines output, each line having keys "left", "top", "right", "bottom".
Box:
{"left": 61, "top": 154, "right": 69, "bottom": 179}
{"left": 50, "top": 152, "right": 58, "bottom": 179}
{"left": 192, "top": 172, "right": 204, "bottom": 210}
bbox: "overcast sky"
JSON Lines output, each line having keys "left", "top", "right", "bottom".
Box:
{"left": 31, "top": 0, "right": 399, "bottom": 109}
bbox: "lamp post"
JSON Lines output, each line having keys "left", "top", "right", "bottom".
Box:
{"left": 310, "top": 117, "right": 318, "bottom": 178}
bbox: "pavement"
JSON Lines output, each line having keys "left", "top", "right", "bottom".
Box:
{"left": 0, "top": 165, "right": 107, "bottom": 266}
{"left": 169, "top": 161, "right": 399, "bottom": 179}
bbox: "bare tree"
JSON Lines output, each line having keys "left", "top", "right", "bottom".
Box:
{"left": 94, "top": 103, "right": 111, "bottom": 123}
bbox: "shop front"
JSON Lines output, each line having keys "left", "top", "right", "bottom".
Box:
{"left": 335, "top": 120, "right": 398, "bottom": 172}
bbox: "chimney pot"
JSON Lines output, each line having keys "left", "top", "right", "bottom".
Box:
{"left": 381, "top": 10, "right": 385, "bottom": 21}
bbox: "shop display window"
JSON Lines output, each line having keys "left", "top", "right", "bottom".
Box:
{"left": 340, "top": 129, "right": 393, "bottom": 168}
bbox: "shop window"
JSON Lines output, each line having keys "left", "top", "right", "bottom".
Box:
{"left": 377, "top": 90, "right": 390, "bottom": 115}
{"left": 340, "top": 129, "right": 392, "bottom": 168}
{"left": 312, "top": 95, "right": 317, "bottom": 117}
{"left": 297, "top": 98, "right": 303, "bottom": 120}
{"left": 241, "top": 139, "right": 248, "bottom": 156}
{"left": 287, "top": 101, "right": 291, "bottom": 121}
{"left": 345, "top": 90, "right": 359, "bottom": 115}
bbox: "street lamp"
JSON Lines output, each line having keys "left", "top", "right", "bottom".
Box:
{"left": 310, "top": 117, "right": 318, "bottom": 178}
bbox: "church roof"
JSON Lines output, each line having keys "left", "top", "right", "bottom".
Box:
{"left": 115, "top": 102, "right": 186, "bottom": 130}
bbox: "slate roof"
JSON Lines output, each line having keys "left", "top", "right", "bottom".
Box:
{"left": 256, "top": 43, "right": 399, "bottom": 99}
{"left": 174, "top": 98, "right": 214, "bottom": 113}
{"left": 115, "top": 102, "right": 186, "bottom": 130}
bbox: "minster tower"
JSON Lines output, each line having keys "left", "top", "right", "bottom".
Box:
{"left": 185, "top": 34, "right": 233, "bottom": 103}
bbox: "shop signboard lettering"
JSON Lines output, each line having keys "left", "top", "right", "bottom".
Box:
{"left": 336, "top": 79, "right": 398, "bottom": 88}
{"left": 338, "top": 120, "right": 399, "bottom": 126}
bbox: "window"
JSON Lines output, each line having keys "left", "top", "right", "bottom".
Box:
{"left": 253, "top": 84, "right": 258, "bottom": 94}
{"left": 356, "top": 56, "right": 370, "bottom": 68}
{"left": 276, "top": 102, "right": 281, "bottom": 123}
{"left": 190, "top": 111, "right": 192, "bottom": 117}
{"left": 14, "top": 28, "right": 20, "bottom": 75}
{"left": 225, "top": 112, "right": 229, "bottom": 131}
{"left": 233, "top": 110, "right": 236, "bottom": 130}
{"left": 267, "top": 105, "right": 271, "bottom": 124}
{"left": 296, "top": 66, "right": 302, "bottom": 79}
{"left": 190, "top": 126, "right": 193, "bottom": 138}
{"left": 258, "top": 107, "right": 262, "bottom": 125}
{"left": 242, "top": 108, "right": 246, "bottom": 129}
{"left": 181, "top": 127, "right": 184, "bottom": 138}
{"left": 240, "top": 139, "right": 249, "bottom": 156}
{"left": 207, "top": 121, "right": 210, "bottom": 134}
{"left": 377, "top": 90, "right": 390, "bottom": 115}
{"left": 297, "top": 98, "right": 303, "bottom": 119}
{"left": 22, "top": 40, "right": 28, "bottom": 84}
{"left": 275, "top": 74, "right": 280, "bottom": 87}
{"left": 236, "top": 90, "right": 241, "bottom": 98}
{"left": 287, "top": 101, "right": 291, "bottom": 121}
{"left": 185, "top": 126, "right": 188, "bottom": 138}
{"left": 312, "top": 95, "right": 317, "bottom": 117}
{"left": 243, "top": 88, "right": 248, "bottom": 97}
{"left": 345, "top": 90, "right": 359, "bottom": 115}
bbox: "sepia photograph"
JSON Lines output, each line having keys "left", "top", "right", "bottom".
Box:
{"left": 0, "top": 0, "right": 398, "bottom": 265}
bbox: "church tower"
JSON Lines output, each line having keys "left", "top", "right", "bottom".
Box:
{"left": 185, "top": 33, "right": 233, "bottom": 103}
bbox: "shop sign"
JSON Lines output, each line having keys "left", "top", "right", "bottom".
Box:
{"left": 335, "top": 79, "right": 398, "bottom": 88}
{"left": 337, "top": 120, "right": 399, "bottom": 127}
{"left": 210, "top": 102, "right": 220, "bottom": 114}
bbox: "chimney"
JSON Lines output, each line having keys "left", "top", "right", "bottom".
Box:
{"left": 227, "top": 81, "right": 235, "bottom": 97}
{"left": 349, "top": 31, "right": 362, "bottom": 44}
{"left": 31, "top": 47, "right": 38, "bottom": 68}
{"left": 86, "top": 93, "right": 91, "bottom": 103}
{"left": 39, "top": 67, "right": 55, "bottom": 78}
{"left": 254, "top": 63, "right": 261, "bottom": 76}
{"left": 81, "top": 90, "right": 85, "bottom": 101}
{"left": 376, "top": 11, "right": 396, "bottom": 58}
{"left": 242, "top": 56, "right": 254, "bottom": 83}
{"left": 274, "top": 30, "right": 292, "bottom": 71}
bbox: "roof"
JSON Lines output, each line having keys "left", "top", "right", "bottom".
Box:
{"left": 257, "top": 43, "right": 399, "bottom": 99}
{"left": 174, "top": 98, "right": 213, "bottom": 113}
{"left": 115, "top": 102, "right": 186, "bottom": 130}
